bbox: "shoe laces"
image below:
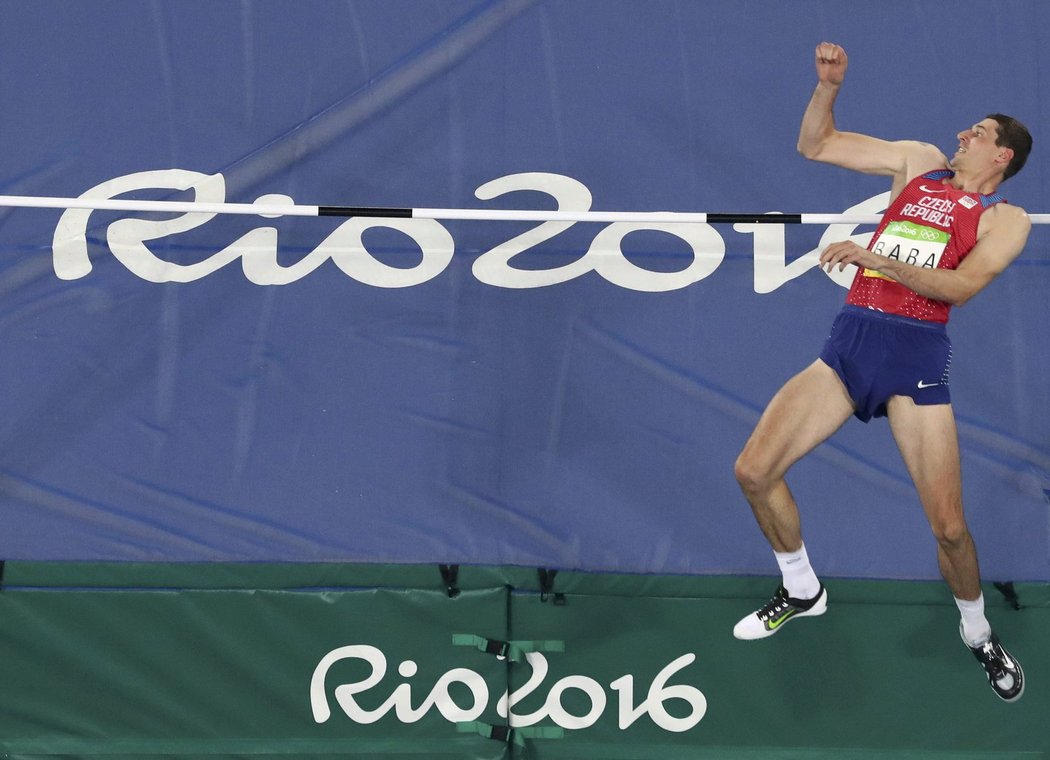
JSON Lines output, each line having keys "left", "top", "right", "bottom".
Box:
{"left": 975, "top": 640, "right": 1010, "bottom": 679}
{"left": 757, "top": 588, "right": 790, "bottom": 621}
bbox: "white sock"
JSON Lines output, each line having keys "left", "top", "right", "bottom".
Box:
{"left": 956, "top": 594, "right": 991, "bottom": 646}
{"left": 775, "top": 544, "right": 821, "bottom": 600}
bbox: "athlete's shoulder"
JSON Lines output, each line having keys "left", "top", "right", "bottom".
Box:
{"left": 902, "top": 142, "right": 949, "bottom": 181}
{"left": 911, "top": 141, "right": 945, "bottom": 156}
{"left": 984, "top": 201, "right": 1030, "bottom": 228}
{"left": 974, "top": 201, "right": 1031, "bottom": 253}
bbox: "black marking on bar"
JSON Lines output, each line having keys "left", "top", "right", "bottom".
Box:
{"left": 705, "top": 213, "right": 803, "bottom": 224}
{"left": 318, "top": 206, "right": 413, "bottom": 218}
{"left": 315, "top": 208, "right": 806, "bottom": 223}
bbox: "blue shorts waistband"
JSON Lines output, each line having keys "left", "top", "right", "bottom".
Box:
{"left": 840, "top": 305, "right": 946, "bottom": 332}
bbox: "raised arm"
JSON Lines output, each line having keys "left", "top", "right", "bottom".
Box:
{"left": 799, "top": 43, "right": 945, "bottom": 191}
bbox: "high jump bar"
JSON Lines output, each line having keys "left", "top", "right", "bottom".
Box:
{"left": 1, "top": 194, "right": 1048, "bottom": 225}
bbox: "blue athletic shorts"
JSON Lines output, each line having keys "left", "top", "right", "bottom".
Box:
{"left": 819, "top": 305, "right": 952, "bottom": 422}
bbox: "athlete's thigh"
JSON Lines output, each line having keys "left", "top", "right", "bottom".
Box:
{"left": 886, "top": 396, "right": 963, "bottom": 515}
{"left": 740, "top": 359, "right": 856, "bottom": 479}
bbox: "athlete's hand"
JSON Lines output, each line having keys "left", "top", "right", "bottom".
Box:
{"left": 815, "top": 42, "right": 847, "bottom": 86}
{"left": 820, "top": 240, "right": 881, "bottom": 273}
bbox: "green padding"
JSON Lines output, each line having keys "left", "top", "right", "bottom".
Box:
{"left": 0, "top": 587, "right": 510, "bottom": 758}
{"left": 0, "top": 566, "right": 1046, "bottom": 757}
{"left": 6, "top": 561, "right": 1050, "bottom": 606}
{"left": 456, "top": 721, "right": 565, "bottom": 747}
{"left": 0, "top": 561, "right": 535, "bottom": 592}
{"left": 505, "top": 593, "right": 1049, "bottom": 758}
{"left": 0, "top": 750, "right": 1039, "bottom": 760}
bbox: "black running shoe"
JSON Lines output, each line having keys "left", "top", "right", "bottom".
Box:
{"left": 961, "top": 627, "right": 1024, "bottom": 702}
{"left": 733, "top": 584, "right": 827, "bottom": 640}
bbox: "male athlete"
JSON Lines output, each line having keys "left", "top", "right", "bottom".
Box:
{"left": 732, "top": 42, "right": 1032, "bottom": 702}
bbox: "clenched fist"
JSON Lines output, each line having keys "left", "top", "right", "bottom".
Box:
{"left": 815, "top": 42, "right": 848, "bottom": 86}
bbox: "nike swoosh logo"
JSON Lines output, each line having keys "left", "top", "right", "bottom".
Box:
{"left": 920, "top": 184, "right": 947, "bottom": 193}
{"left": 766, "top": 610, "right": 798, "bottom": 630}
{"left": 917, "top": 381, "right": 939, "bottom": 389}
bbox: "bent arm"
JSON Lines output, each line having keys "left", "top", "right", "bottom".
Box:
{"left": 877, "top": 207, "right": 1031, "bottom": 305}
{"left": 820, "top": 205, "right": 1032, "bottom": 306}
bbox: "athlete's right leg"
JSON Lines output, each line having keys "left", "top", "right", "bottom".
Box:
{"left": 732, "top": 359, "right": 856, "bottom": 640}
{"left": 734, "top": 358, "right": 856, "bottom": 553}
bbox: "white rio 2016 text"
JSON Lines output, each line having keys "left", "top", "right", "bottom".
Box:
{"left": 54, "top": 168, "right": 886, "bottom": 293}
{"left": 311, "top": 643, "right": 706, "bottom": 732}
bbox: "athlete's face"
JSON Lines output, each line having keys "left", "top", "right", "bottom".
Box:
{"left": 949, "top": 118, "right": 1011, "bottom": 175}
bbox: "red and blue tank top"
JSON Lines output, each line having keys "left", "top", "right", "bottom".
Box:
{"left": 846, "top": 169, "right": 1005, "bottom": 323}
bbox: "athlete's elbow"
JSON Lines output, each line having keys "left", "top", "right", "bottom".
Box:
{"left": 951, "top": 277, "right": 995, "bottom": 306}
{"left": 797, "top": 139, "right": 823, "bottom": 160}
{"left": 798, "top": 128, "right": 842, "bottom": 161}
{"left": 947, "top": 285, "right": 982, "bottom": 307}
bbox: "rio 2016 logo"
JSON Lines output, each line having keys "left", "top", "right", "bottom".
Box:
{"left": 54, "top": 169, "right": 884, "bottom": 293}
{"left": 311, "top": 644, "right": 706, "bottom": 732}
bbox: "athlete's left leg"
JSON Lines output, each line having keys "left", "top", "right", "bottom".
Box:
{"left": 887, "top": 396, "right": 1024, "bottom": 702}
{"left": 885, "top": 396, "right": 979, "bottom": 599}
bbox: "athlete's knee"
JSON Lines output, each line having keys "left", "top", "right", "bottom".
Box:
{"left": 734, "top": 448, "right": 774, "bottom": 497}
{"left": 929, "top": 514, "right": 971, "bottom": 552}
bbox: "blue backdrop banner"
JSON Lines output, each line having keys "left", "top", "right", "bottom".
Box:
{"left": 0, "top": 0, "right": 1046, "bottom": 580}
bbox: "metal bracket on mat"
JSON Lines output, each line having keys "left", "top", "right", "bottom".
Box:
{"left": 438, "top": 564, "right": 460, "bottom": 598}
{"left": 538, "top": 567, "right": 565, "bottom": 605}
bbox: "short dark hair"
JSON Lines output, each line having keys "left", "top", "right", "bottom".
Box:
{"left": 986, "top": 113, "right": 1032, "bottom": 180}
